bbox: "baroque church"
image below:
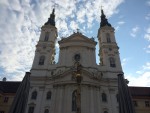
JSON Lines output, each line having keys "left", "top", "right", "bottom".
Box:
{"left": 25, "top": 8, "right": 123, "bottom": 113}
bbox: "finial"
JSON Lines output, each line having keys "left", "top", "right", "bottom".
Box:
{"left": 101, "top": 5, "right": 103, "bottom": 10}
{"left": 52, "top": 8, "right": 55, "bottom": 15}
{"left": 44, "top": 8, "right": 56, "bottom": 26}
{"left": 52, "top": 2, "right": 55, "bottom": 8}
{"left": 77, "top": 28, "right": 79, "bottom": 33}
{"left": 52, "top": 2, "right": 58, "bottom": 11}
{"left": 100, "top": 7, "right": 112, "bottom": 28}
{"left": 100, "top": 5, "right": 104, "bottom": 15}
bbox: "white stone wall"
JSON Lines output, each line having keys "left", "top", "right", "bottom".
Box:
{"left": 26, "top": 24, "right": 122, "bottom": 113}
{"left": 97, "top": 26, "right": 123, "bottom": 72}
{"left": 32, "top": 25, "right": 57, "bottom": 70}
{"left": 58, "top": 46, "right": 96, "bottom": 67}
{"left": 26, "top": 68, "right": 120, "bottom": 113}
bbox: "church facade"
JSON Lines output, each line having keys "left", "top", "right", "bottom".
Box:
{"left": 25, "top": 9, "right": 123, "bottom": 113}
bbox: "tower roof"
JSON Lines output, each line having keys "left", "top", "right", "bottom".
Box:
{"left": 100, "top": 9, "right": 111, "bottom": 28}
{"left": 44, "top": 8, "right": 55, "bottom": 26}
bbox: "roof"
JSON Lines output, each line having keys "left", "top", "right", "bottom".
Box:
{"left": 129, "top": 86, "right": 150, "bottom": 97}
{"left": 0, "top": 81, "right": 21, "bottom": 93}
{"left": 0, "top": 81, "right": 150, "bottom": 97}
{"left": 59, "top": 32, "right": 97, "bottom": 45}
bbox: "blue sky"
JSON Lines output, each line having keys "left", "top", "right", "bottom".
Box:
{"left": 0, "top": 0, "right": 150, "bottom": 86}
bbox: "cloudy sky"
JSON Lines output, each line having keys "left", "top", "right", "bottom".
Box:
{"left": 0, "top": 0, "right": 150, "bottom": 86}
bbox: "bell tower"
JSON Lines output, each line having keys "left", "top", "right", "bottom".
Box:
{"left": 32, "top": 9, "right": 58, "bottom": 69}
{"left": 97, "top": 9, "right": 122, "bottom": 71}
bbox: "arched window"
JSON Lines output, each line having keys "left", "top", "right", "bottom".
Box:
{"left": 44, "top": 109, "right": 49, "bottom": 113}
{"left": 72, "top": 90, "right": 77, "bottom": 111}
{"left": 46, "top": 91, "right": 51, "bottom": 100}
{"left": 109, "top": 57, "right": 116, "bottom": 67}
{"left": 102, "top": 93, "right": 107, "bottom": 102}
{"left": 28, "top": 106, "right": 34, "bottom": 113}
{"left": 106, "top": 33, "right": 111, "bottom": 43}
{"left": 31, "top": 91, "right": 37, "bottom": 100}
{"left": 44, "top": 32, "right": 49, "bottom": 41}
{"left": 39, "top": 56, "right": 45, "bottom": 65}
{"left": 104, "top": 111, "right": 108, "bottom": 113}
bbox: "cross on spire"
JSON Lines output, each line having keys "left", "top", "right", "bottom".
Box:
{"left": 52, "top": 1, "right": 58, "bottom": 9}
{"left": 100, "top": 6, "right": 112, "bottom": 28}
{"left": 52, "top": 3, "right": 55, "bottom": 9}
{"left": 77, "top": 28, "right": 80, "bottom": 33}
{"left": 101, "top": 5, "right": 103, "bottom": 10}
{"left": 44, "top": 4, "right": 56, "bottom": 26}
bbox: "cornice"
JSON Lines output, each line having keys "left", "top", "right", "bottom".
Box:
{"left": 58, "top": 33, "right": 97, "bottom": 45}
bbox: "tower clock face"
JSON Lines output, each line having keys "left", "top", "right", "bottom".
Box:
{"left": 74, "top": 54, "right": 80, "bottom": 61}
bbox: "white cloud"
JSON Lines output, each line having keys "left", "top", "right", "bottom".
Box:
{"left": 115, "top": 26, "right": 120, "bottom": 31}
{"left": 132, "top": 26, "right": 139, "bottom": 33}
{"left": 115, "top": 20, "right": 125, "bottom": 31}
{"left": 76, "top": 7, "right": 86, "bottom": 24}
{"left": 125, "top": 62, "right": 150, "bottom": 86}
{"left": 117, "top": 21, "right": 125, "bottom": 25}
{"left": 121, "top": 58, "right": 128, "bottom": 67}
{"left": 0, "top": 0, "right": 124, "bottom": 81}
{"left": 146, "top": 45, "right": 150, "bottom": 53}
{"left": 130, "top": 26, "right": 140, "bottom": 37}
{"left": 70, "top": 21, "right": 78, "bottom": 30}
{"left": 143, "top": 45, "right": 150, "bottom": 53}
{"left": 144, "top": 34, "right": 150, "bottom": 41}
{"left": 146, "top": 50, "right": 150, "bottom": 53}
{"left": 144, "top": 27, "right": 150, "bottom": 41}
{"left": 147, "top": 27, "right": 150, "bottom": 33}
{"left": 143, "top": 62, "right": 150, "bottom": 70}
{"left": 147, "top": 0, "right": 150, "bottom": 6}
{"left": 144, "top": 27, "right": 150, "bottom": 53}
{"left": 145, "top": 13, "right": 150, "bottom": 20}
{"left": 126, "top": 72, "right": 150, "bottom": 86}
{"left": 0, "top": 0, "right": 9, "bottom": 6}
{"left": 136, "top": 70, "right": 143, "bottom": 74}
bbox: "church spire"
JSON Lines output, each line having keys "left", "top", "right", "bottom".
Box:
{"left": 100, "top": 9, "right": 111, "bottom": 28}
{"left": 44, "top": 8, "right": 55, "bottom": 26}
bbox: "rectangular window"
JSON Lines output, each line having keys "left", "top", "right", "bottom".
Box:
{"left": 133, "top": 101, "right": 138, "bottom": 107}
{"left": 28, "top": 106, "right": 34, "bottom": 113}
{"left": 3, "top": 97, "right": 9, "bottom": 103}
{"left": 145, "top": 101, "right": 150, "bottom": 107}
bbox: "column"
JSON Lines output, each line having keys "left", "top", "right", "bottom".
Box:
{"left": 58, "top": 86, "right": 63, "bottom": 113}
{"left": 36, "top": 87, "right": 45, "bottom": 113}
{"left": 109, "top": 88, "right": 117, "bottom": 113}
{"left": 54, "top": 87, "right": 60, "bottom": 113}
{"left": 87, "top": 86, "right": 90, "bottom": 113}
{"left": 81, "top": 85, "right": 87, "bottom": 113}
{"left": 61, "top": 85, "right": 65, "bottom": 113}
{"left": 93, "top": 87, "right": 98, "bottom": 113}
{"left": 98, "top": 87, "right": 102, "bottom": 113}
{"left": 90, "top": 86, "right": 94, "bottom": 113}
{"left": 51, "top": 86, "right": 57, "bottom": 113}
{"left": 65, "top": 85, "right": 71, "bottom": 113}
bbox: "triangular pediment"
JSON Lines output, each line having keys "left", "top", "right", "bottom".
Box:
{"left": 59, "top": 33, "right": 96, "bottom": 44}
